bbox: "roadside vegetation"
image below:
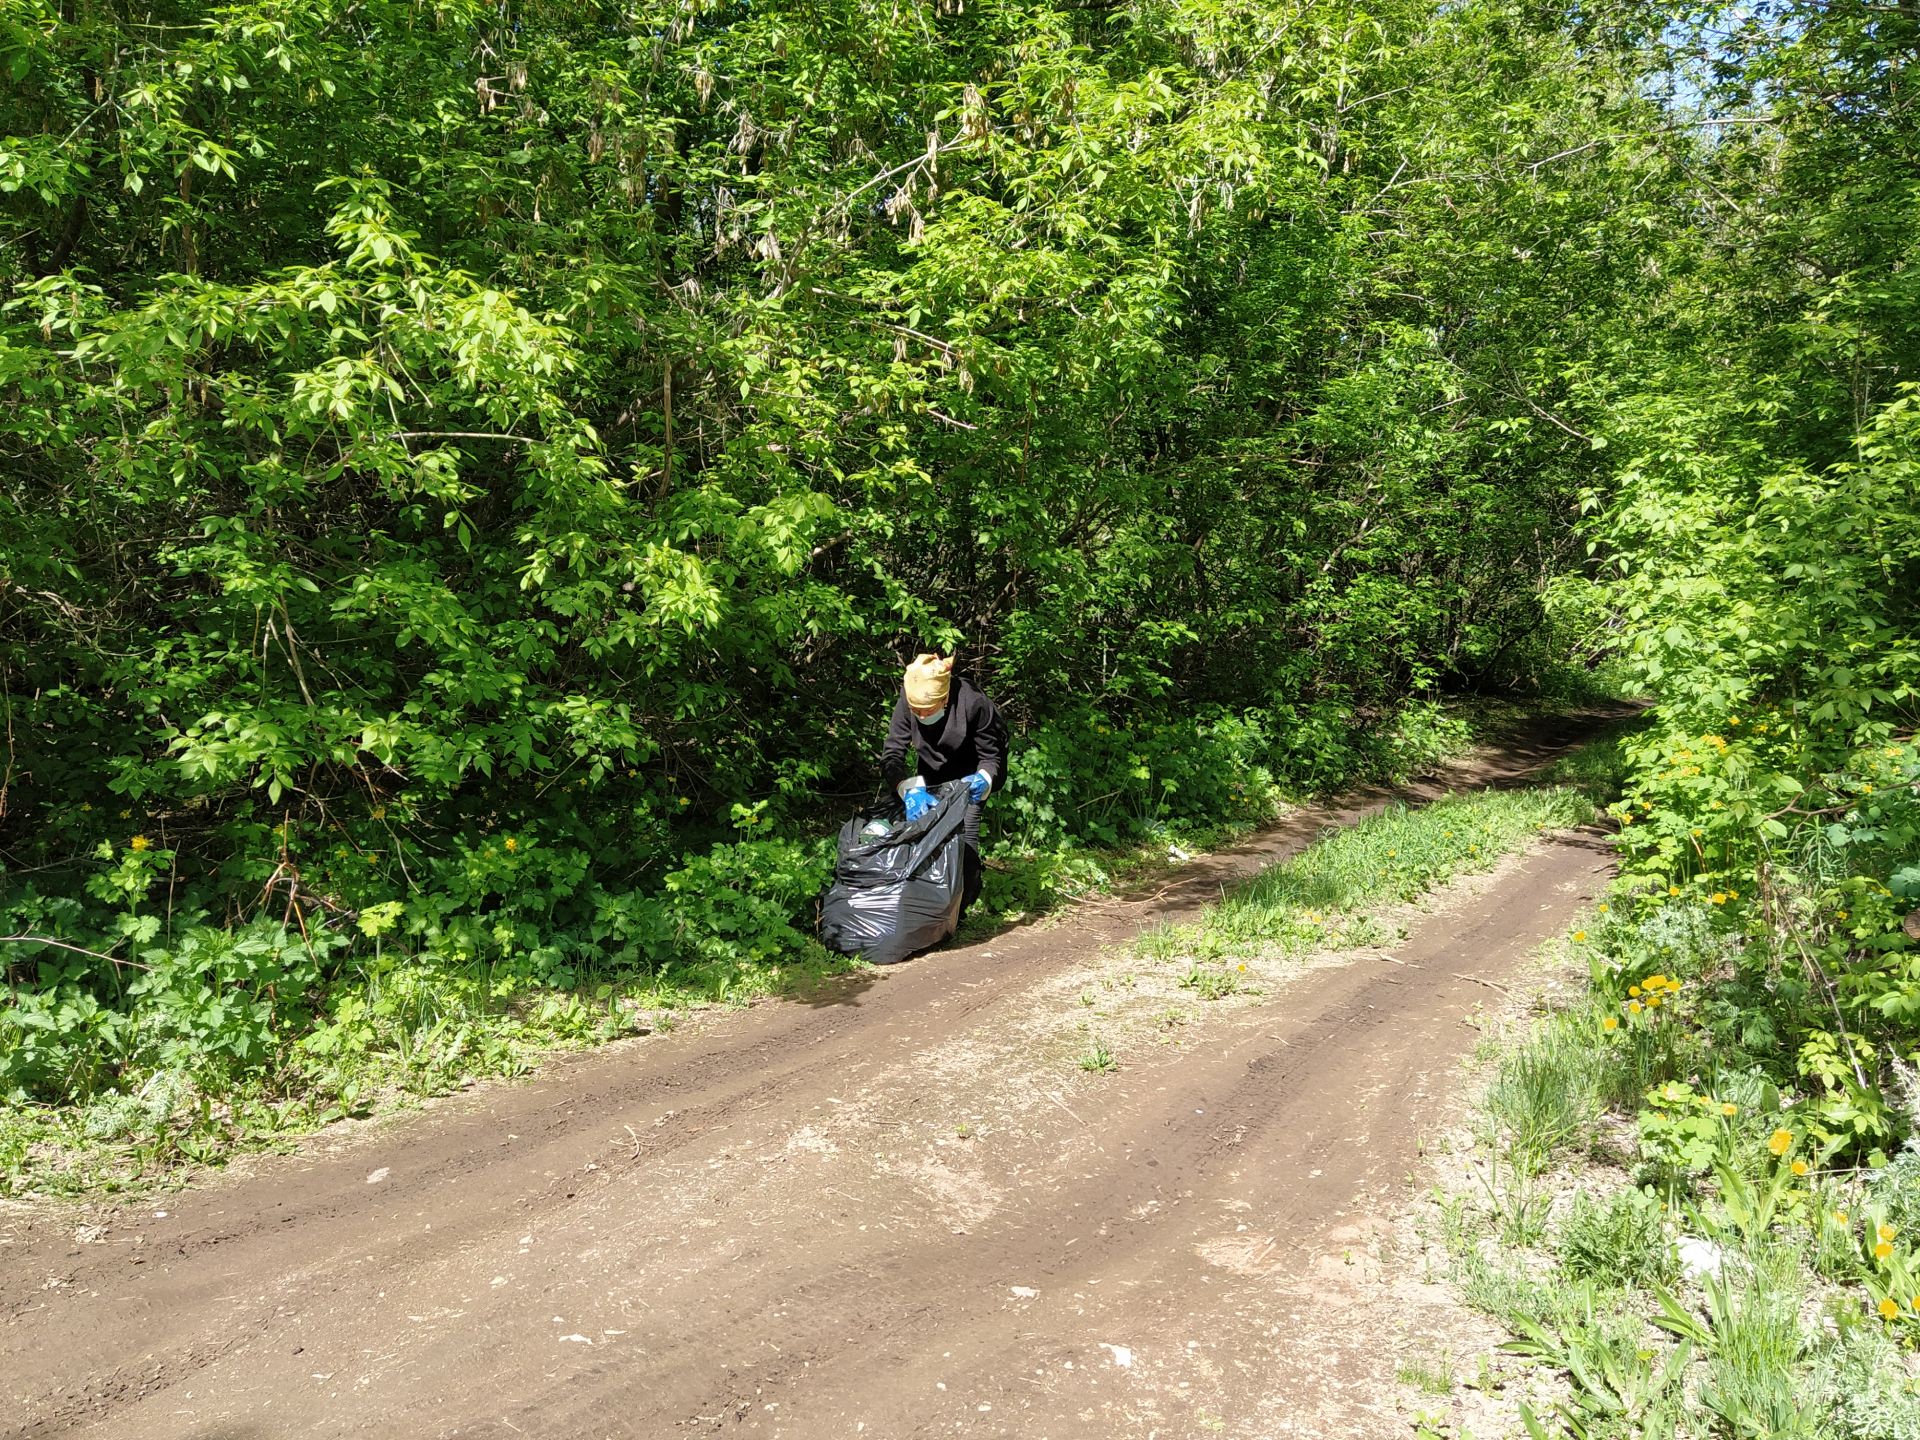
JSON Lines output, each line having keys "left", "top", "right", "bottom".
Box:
{"left": 1422, "top": 709, "right": 1920, "bottom": 1436}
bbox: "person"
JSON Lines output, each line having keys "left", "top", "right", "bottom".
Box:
{"left": 880, "top": 653, "right": 1007, "bottom": 917}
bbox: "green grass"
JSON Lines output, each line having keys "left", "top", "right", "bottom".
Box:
{"left": 1136, "top": 785, "right": 1596, "bottom": 969}
{"left": 1395, "top": 1354, "right": 1456, "bottom": 1398}
{"left": 1482, "top": 1010, "right": 1610, "bottom": 1175}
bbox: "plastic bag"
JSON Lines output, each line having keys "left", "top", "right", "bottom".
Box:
{"left": 818, "top": 780, "right": 972, "bottom": 965}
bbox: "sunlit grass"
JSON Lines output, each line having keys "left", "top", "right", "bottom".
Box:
{"left": 1137, "top": 786, "right": 1596, "bottom": 969}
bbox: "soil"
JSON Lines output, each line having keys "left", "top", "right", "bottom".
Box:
{"left": 0, "top": 706, "right": 1631, "bottom": 1439}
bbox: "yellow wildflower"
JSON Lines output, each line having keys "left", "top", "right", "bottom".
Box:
{"left": 1711, "top": 892, "right": 1728, "bottom": 905}
{"left": 1791, "top": 1159, "right": 1809, "bottom": 1177}
{"left": 1768, "top": 1129, "right": 1793, "bottom": 1156}
{"left": 1878, "top": 1242, "right": 1896, "bottom": 1260}
{"left": 1837, "top": 910, "right": 1849, "bottom": 921}
{"left": 129, "top": 835, "right": 151, "bottom": 852}
{"left": 1572, "top": 930, "right": 1587, "bottom": 942}
{"left": 1883, "top": 1298, "right": 1900, "bottom": 1319}
{"left": 1721, "top": 1103, "right": 1738, "bottom": 1117}
{"left": 1647, "top": 994, "right": 1663, "bottom": 1009}
{"left": 1668, "top": 885, "right": 1681, "bottom": 896}
{"left": 504, "top": 837, "right": 519, "bottom": 853}
{"left": 1629, "top": 984, "right": 1643, "bottom": 997}
{"left": 1603, "top": 1016, "right": 1619, "bottom": 1032}
{"left": 678, "top": 796, "right": 691, "bottom": 807}
{"left": 1648, "top": 974, "right": 1669, "bottom": 988}
{"left": 1836, "top": 1212, "right": 1850, "bottom": 1225}
{"left": 1882, "top": 1225, "right": 1899, "bottom": 1242}
{"left": 1628, "top": 999, "right": 1644, "bottom": 1014}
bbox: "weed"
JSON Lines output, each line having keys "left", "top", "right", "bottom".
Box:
{"left": 1653, "top": 1247, "right": 1825, "bottom": 1437}
{"left": 1079, "top": 1043, "right": 1117, "bottom": 1074}
{"left": 1180, "top": 963, "right": 1247, "bottom": 1001}
{"left": 1481, "top": 1012, "right": 1606, "bottom": 1174}
{"left": 1556, "top": 1187, "right": 1674, "bottom": 1288}
{"left": 1396, "top": 1354, "right": 1455, "bottom": 1397}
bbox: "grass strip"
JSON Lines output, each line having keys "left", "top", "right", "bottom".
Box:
{"left": 1138, "top": 785, "right": 1598, "bottom": 972}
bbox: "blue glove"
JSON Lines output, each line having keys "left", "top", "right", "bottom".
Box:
{"left": 902, "top": 785, "right": 935, "bottom": 821}
{"left": 966, "top": 770, "right": 992, "bottom": 803}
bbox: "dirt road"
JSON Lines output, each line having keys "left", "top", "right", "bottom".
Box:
{"left": 0, "top": 711, "right": 1625, "bottom": 1439}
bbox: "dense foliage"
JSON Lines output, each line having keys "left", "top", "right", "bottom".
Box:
{"left": 1, "top": 0, "right": 1915, "bottom": 1218}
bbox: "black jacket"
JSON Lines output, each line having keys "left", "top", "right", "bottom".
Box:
{"left": 880, "top": 676, "right": 1008, "bottom": 792}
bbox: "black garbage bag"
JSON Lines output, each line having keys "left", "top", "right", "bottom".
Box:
{"left": 818, "top": 780, "right": 972, "bottom": 965}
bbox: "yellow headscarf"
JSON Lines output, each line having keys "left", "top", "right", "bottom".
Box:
{"left": 903, "top": 653, "right": 953, "bottom": 710}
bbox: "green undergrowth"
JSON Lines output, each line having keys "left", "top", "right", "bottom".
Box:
{"left": 0, "top": 940, "right": 855, "bottom": 1199}
{"left": 0, "top": 691, "right": 1538, "bottom": 1200}
{"left": 1432, "top": 904, "right": 1920, "bottom": 1439}
{"left": 1135, "top": 784, "right": 1598, "bottom": 980}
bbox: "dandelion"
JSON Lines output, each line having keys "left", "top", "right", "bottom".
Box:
{"left": 1628, "top": 999, "right": 1644, "bottom": 1014}
{"left": 1878, "top": 1242, "right": 1896, "bottom": 1260}
{"left": 1598, "top": 903, "right": 1609, "bottom": 913}
{"left": 1691, "top": 829, "right": 1702, "bottom": 839}
{"left": 1836, "top": 1211, "right": 1850, "bottom": 1225}
{"left": 129, "top": 835, "right": 151, "bottom": 852}
{"left": 1768, "top": 1129, "right": 1793, "bottom": 1156}
{"left": 1648, "top": 974, "right": 1669, "bottom": 988}
{"left": 1647, "top": 994, "right": 1663, "bottom": 1008}
{"left": 1573, "top": 930, "right": 1587, "bottom": 942}
{"left": 1721, "top": 1103, "right": 1738, "bottom": 1117}
{"left": 1629, "top": 984, "right": 1643, "bottom": 997}
{"left": 1882, "top": 1225, "right": 1899, "bottom": 1242}
{"left": 504, "top": 837, "right": 519, "bottom": 853}
{"left": 1711, "top": 892, "right": 1728, "bottom": 905}
{"left": 1387, "top": 849, "right": 1397, "bottom": 857}
{"left": 1791, "top": 1159, "right": 1809, "bottom": 1177}
{"left": 1669, "top": 885, "right": 1682, "bottom": 896}
{"left": 1882, "top": 1298, "right": 1900, "bottom": 1319}
{"left": 1603, "top": 1016, "right": 1619, "bottom": 1032}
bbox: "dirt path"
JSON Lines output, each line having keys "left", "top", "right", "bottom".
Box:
{"left": 0, "top": 709, "right": 1627, "bottom": 1440}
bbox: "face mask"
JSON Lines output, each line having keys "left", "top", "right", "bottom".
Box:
{"left": 915, "top": 707, "right": 947, "bottom": 726}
